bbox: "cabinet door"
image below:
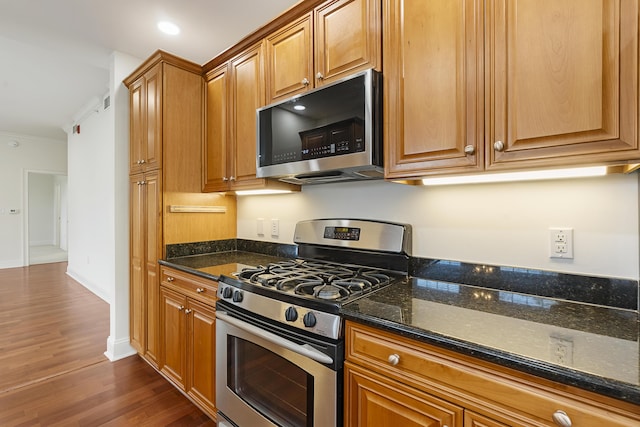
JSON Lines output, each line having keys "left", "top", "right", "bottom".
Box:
{"left": 464, "top": 411, "right": 510, "bottom": 427}
{"left": 129, "top": 174, "right": 145, "bottom": 353}
{"left": 229, "top": 42, "right": 267, "bottom": 189}
{"left": 384, "top": 0, "right": 484, "bottom": 179}
{"left": 487, "top": 0, "right": 640, "bottom": 169}
{"left": 345, "top": 362, "right": 463, "bottom": 427}
{"left": 129, "top": 64, "right": 163, "bottom": 174}
{"left": 203, "top": 64, "right": 231, "bottom": 192}
{"left": 187, "top": 299, "right": 216, "bottom": 414}
{"left": 160, "top": 286, "right": 187, "bottom": 389}
{"left": 143, "top": 170, "right": 161, "bottom": 366}
{"left": 265, "top": 13, "right": 313, "bottom": 102}
{"left": 143, "top": 63, "right": 163, "bottom": 172}
{"left": 129, "top": 79, "right": 145, "bottom": 174}
{"left": 314, "top": 0, "right": 381, "bottom": 85}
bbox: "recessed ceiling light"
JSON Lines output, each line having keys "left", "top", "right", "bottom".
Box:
{"left": 157, "top": 21, "right": 180, "bottom": 35}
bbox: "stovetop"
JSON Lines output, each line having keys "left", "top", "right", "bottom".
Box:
{"left": 235, "top": 259, "right": 401, "bottom": 302}
{"left": 217, "top": 259, "right": 407, "bottom": 340}
{"left": 216, "top": 219, "right": 412, "bottom": 340}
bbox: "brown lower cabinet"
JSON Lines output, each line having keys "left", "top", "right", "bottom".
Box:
{"left": 160, "top": 267, "right": 217, "bottom": 418}
{"left": 344, "top": 321, "right": 639, "bottom": 427}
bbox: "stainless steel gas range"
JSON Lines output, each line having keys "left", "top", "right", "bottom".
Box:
{"left": 215, "top": 219, "right": 412, "bottom": 427}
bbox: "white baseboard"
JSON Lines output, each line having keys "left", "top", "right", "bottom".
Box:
{"left": 105, "top": 335, "right": 137, "bottom": 361}
{"left": 0, "top": 259, "right": 24, "bottom": 269}
{"left": 65, "top": 267, "right": 111, "bottom": 303}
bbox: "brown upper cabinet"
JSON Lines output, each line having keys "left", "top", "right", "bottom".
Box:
{"left": 203, "top": 43, "right": 300, "bottom": 193}
{"left": 129, "top": 62, "right": 163, "bottom": 174}
{"left": 265, "top": 0, "right": 381, "bottom": 103}
{"left": 385, "top": 0, "right": 640, "bottom": 179}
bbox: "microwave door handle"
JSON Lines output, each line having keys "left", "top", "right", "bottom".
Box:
{"left": 216, "top": 311, "right": 333, "bottom": 365}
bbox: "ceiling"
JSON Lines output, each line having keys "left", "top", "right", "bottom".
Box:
{"left": 0, "top": 0, "right": 300, "bottom": 140}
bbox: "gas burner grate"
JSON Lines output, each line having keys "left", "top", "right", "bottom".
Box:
{"left": 234, "top": 260, "right": 397, "bottom": 302}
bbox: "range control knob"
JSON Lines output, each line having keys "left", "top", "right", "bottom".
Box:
{"left": 232, "top": 290, "right": 243, "bottom": 303}
{"left": 222, "top": 287, "right": 233, "bottom": 299}
{"left": 303, "top": 312, "right": 317, "bottom": 327}
{"left": 285, "top": 306, "right": 298, "bottom": 322}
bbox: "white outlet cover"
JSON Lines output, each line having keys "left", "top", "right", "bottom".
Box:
{"left": 549, "top": 228, "right": 574, "bottom": 259}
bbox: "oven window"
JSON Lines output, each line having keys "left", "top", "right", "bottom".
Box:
{"left": 228, "top": 336, "right": 313, "bottom": 427}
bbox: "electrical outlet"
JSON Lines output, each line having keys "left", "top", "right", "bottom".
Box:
{"left": 549, "top": 336, "right": 574, "bottom": 366}
{"left": 549, "top": 228, "right": 574, "bottom": 259}
{"left": 271, "top": 219, "right": 280, "bottom": 237}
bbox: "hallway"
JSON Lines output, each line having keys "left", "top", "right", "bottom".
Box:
{"left": 29, "top": 244, "right": 68, "bottom": 265}
{"left": 0, "top": 262, "right": 215, "bottom": 426}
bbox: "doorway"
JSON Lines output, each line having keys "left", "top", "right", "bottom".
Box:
{"left": 26, "top": 172, "right": 68, "bottom": 265}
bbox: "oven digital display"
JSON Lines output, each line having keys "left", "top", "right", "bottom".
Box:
{"left": 324, "top": 226, "right": 360, "bottom": 240}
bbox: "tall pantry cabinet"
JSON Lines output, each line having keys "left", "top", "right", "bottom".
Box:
{"left": 124, "top": 51, "right": 204, "bottom": 368}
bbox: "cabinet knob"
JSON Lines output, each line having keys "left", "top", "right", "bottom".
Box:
{"left": 464, "top": 145, "right": 475, "bottom": 155}
{"left": 387, "top": 354, "right": 400, "bottom": 366}
{"left": 222, "top": 177, "right": 229, "bottom": 182}
{"left": 196, "top": 287, "right": 205, "bottom": 293}
{"left": 316, "top": 72, "right": 324, "bottom": 80}
{"left": 229, "top": 176, "right": 236, "bottom": 181}
{"left": 184, "top": 309, "right": 192, "bottom": 315}
{"left": 136, "top": 181, "right": 142, "bottom": 185}
{"left": 302, "top": 77, "right": 310, "bottom": 86}
{"left": 167, "top": 277, "right": 174, "bottom": 282}
{"left": 552, "top": 410, "right": 572, "bottom": 427}
{"left": 178, "top": 305, "right": 184, "bottom": 311}
{"left": 494, "top": 140, "right": 505, "bottom": 152}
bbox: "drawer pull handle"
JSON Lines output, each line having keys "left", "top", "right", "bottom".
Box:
{"left": 167, "top": 277, "right": 174, "bottom": 282}
{"left": 552, "top": 410, "right": 572, "bottom": 427}
{"left": 196, "top": 287, "right": 205, "bottom": 293}
{"left": 388, "top": 354, "right": 400, "bottom": 366}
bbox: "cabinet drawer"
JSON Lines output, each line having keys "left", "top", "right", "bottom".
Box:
{"left": 345, "top": 321, "right": 639, "bottom": 427}
{"left": 160, "top": 266, "right": 218, "bottom": 303}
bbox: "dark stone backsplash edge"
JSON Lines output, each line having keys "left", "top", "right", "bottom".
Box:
{"left": 165, "top": 239, "right": 298, "bottom": 260}
{"left": 165, "top": 240, "right": 639, "bottom": 311}
{"left": 411, "top": 258, "right": 639, "bottom": 311}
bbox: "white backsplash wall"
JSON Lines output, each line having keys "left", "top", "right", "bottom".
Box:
{"left": 237, "top": 173, "right": 640, "bottom": 280}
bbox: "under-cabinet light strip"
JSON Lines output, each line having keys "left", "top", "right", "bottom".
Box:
{"left": 169, "top": 205, "right": 227, "bottom": 213}
{"left": 421, "top": 166, "right": 609, "bottom": 186}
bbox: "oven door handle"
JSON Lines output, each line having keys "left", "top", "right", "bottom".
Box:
{"left": 216, "top": 311, "right": 334, "bottom": 365}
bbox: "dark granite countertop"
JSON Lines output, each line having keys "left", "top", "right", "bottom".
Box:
{"left": 159, "top": 251, "right": 290, "bottom": 282}
{"left": 342, "top": 277, "right": 640, "bottom": 406}
{"left": 159, "top": 246, "right": 640, "bottom": 406}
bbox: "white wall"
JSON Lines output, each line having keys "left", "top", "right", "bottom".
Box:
{"left": 66, "top": 96, "right": 114, "bottom": 302}
{"left": 237, "top": 173, "right": 640, "bottom": 280}
{"left": 0, "top": 133, "right": 67, "bottom": 268}
{"left": 66, "top": 51, "right": 141, "bottom": 361}
{"left": 28, "top": 173, "right": 55, "bottom": 245}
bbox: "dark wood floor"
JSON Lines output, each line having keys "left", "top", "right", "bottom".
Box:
{"left": 0, "top": 262, "right": 215, "bottom": 426}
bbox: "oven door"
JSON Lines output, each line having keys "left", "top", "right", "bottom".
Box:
{"left": 215, "top": 306, "right": 340, "bottom": 427}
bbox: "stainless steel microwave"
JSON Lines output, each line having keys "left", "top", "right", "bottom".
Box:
{"left": 256, "top": 69, "right": 382, "bottom": 185}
